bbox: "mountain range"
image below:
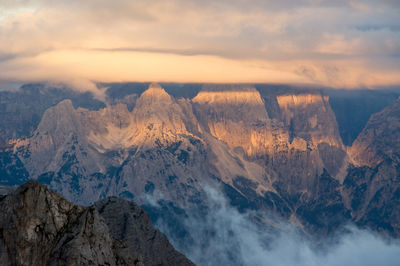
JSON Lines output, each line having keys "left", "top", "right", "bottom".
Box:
{"left": 1, "top": 83, "right": 400, "bottom": 263}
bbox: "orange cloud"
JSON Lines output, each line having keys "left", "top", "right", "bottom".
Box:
{"left": 0, "top": 0, "right": 399, "bottom": 90}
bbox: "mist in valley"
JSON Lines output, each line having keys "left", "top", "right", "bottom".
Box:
{"left": 149, "top": 186, "right": 400, "bottom": 266}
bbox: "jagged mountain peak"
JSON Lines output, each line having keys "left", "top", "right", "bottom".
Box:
{"left": 148, "top": 82, "right": 163, "bottom": 90}
{"left": 137, "top": 83, "right": 172, "bottom": 104}
{"left": 130, "top": 84, "right": 202, "bottom": 147}
{"left": 33, "top": 99, "right": 82, "bottom": 139}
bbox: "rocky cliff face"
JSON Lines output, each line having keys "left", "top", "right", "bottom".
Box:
{"left": 1, "top": 83, "right": 399, "bottom": 239}
{"left": 0, "top": 181, "right": 193, "bottom": 266}
{"left": 94, "top": 197, "right": 194, "bottom": 266}
{"left": 350, "top": 97, "right": 400, "bottom": 168}
{"left": 269, "top": 92, "right": 346, "bottom": 192}
{"left": 343, "top": 97, "right": 400, "bottom": 236}
{"left": 0, "top": 181, "right": 142, "bottom": 266}
{"left": 193, "top": 86, "right": 271, "bottom": 158}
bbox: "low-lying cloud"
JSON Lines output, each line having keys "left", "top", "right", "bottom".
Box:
{"left": 0, "top": 0, "right": 399, "bottom": 89}
{"left": 152, "top": 187, "right": 400, "bottom": 266}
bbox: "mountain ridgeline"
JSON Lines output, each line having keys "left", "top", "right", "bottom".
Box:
{"left": 1, "top": 83, "right": 400, "bottom": 241}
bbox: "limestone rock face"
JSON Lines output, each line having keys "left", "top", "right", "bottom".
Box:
{"left": 342, "top": 98, "right": 400, "bottom": 236}
{"left": 192, "top": 86, "right": 347, "bottom": 198}
{"left": 83, "top": 103, "right": 134, "bottom": 152}
{"left": 350, "top": 97, "right": 400, "bottom": 167}
{"left": 192, "top": 85, "right": 275, "bottom": 195}
{"left": 0, "top": 181, "right": 143, "bottom": 266}
{"left": 276, "top": 94, "right": 342, "bottom": 147}
{"left": 265, "top": 92, "right": 347, "bottom": 196}
{"left": 130, "top": 83, "right": 203, "bottom": 148}
{"left": 342, "top": 161, "right": 400, "bottom": 237}
{"left": 13, "top": 100, "right": 104, "bottom": 177}
{"left": 193, "top": 86, "right": 272, "bottom": 158}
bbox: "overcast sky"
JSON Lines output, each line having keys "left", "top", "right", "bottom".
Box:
{"left": 1, "top": 0, "right": 399, "bottom": 89}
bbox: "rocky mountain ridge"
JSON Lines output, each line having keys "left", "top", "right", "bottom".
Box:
{"left": 0, "top": 83, "right": 399, "bottom": 239}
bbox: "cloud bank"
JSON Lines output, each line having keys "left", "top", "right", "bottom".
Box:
{"left": 154, "top": 187, "right": 400, "bottom": 266}
{"left": 0, "top": 0, "right": 400, "bottom": 89}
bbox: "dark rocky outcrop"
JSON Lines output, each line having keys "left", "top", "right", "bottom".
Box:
{"left": 0, "top": 181, "right": 193, "bottom": 266}
{"left": 95, "top": 197, "right": 195, "bottom": 266}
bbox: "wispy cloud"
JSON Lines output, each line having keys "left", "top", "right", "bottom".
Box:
{"left": 0, "top": 0, "right": 399, "bottom": 89}
{"left": 155, "top": 186, "right": 400, "bottom": 266}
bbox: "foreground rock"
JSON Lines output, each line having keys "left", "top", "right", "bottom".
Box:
{"left": 0, "top": 181, "right": 193, "bottom": 266}
{"left": 95, "top": 197, "right": 195, "bottom": 266}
